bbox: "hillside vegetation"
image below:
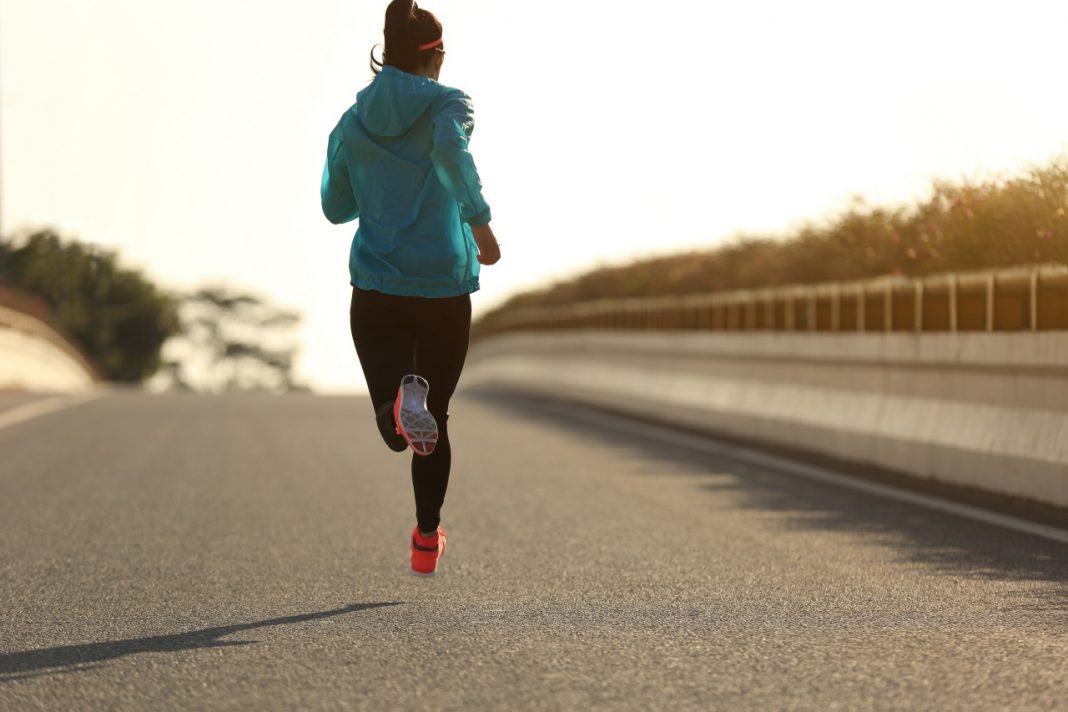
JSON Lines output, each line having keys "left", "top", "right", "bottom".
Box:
{"left": 483, "top": 159, "right": 1068, "bottom": 320}
{"left": 1, "top": 229, "right": 303, "bottom": 390}
{"left": 0, "top": 230, "right": 179, "bottom": 382}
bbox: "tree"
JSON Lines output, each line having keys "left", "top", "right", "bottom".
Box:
{"left": 160, "top": 286, "right": 304, "bottom": 393}
{"left": 0, "top": 228, "right": 179, "bottom": 382}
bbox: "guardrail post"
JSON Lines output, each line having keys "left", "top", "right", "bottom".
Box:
{"left": 1030, "top": 269, "right": 1039, "bottom": 332}
{"left": 915, "top": 281, "right": 924, "bottom": 333}
{"left": 884, "top": 282, "right": 893, "bottom": 333}
{"left": 949, "top": 274, "right": 959, "bottom": 333}
{"left": 986, "top": 273, "right": 995, "bottom": 332}
{"left": 807, "top": 292, "right": 817, "bottom": 333}
{"left": 857, "top": 287, "right": 866, "bottom": 333}
{"left": 831, "top": 286, "right": 841, "bottom": 332}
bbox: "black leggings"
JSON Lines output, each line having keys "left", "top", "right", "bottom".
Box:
{"left": 349, "top": 287, "right": 472, "bottom": 533}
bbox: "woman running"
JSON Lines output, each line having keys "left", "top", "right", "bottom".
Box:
{"left": 320, "top": 0, "right": 500, "bottom": 577}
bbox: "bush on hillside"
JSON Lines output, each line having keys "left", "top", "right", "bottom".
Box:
{"left": 0, "top": 229, "right": 180, "bottom": 382}
{"left": 485, "top": 160, "right": 1068, "bottom": 318}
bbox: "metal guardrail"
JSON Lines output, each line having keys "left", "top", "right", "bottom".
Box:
{"left": 476, "top": 264, "right": 1068, "bottom": 337}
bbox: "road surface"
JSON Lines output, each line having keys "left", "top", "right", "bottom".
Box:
{"left": 1, "top": 391, "right": 1066, "bottom": 710}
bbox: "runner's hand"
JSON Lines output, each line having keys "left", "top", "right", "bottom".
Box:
{"left": 473, "top": 224, "right": 501, "bottom": 265}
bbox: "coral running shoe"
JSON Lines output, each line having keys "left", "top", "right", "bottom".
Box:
{"left": 410, "top": 526, "right": 446, "bottom": 577}
{"left": 393, "top": 375, "right": 438, "bottom": 457}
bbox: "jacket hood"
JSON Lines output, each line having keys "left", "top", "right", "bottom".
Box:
{"left": 356, "top": 66, "right": 442, "bottom": 138}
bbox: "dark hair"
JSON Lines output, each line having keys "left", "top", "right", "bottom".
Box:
{"left": 370, "top": 0, "right": 444, "bottom": 76}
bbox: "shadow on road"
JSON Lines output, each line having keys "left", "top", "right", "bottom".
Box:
{"left": 0, "top": 602, "right": 401, "bottom": 682}
{"left": 467, "top": 390, "right": 1068, "bottom": 607}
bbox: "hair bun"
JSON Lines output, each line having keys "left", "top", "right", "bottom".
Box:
{"left": 385, "top": 0, "right": 416, "bottom": 26}
{"left": 373, "top": 0, "right": 443, "bottom": 76}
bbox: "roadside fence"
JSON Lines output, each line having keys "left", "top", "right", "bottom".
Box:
{"left": 475, "top": 264, "right": 1068, "bottom": 338}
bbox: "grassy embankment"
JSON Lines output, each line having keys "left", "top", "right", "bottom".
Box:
{"left": 478, "top": 159, "right": 1068, "bottom": 326}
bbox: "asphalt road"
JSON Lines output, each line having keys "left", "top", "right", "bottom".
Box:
{"left": 1, "top": 391, "right": 1066, "bottom": 711}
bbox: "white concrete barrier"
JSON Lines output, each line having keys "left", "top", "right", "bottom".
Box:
{"left": 0, "top": 305, "right": 97, "bottom": 392}
{"left": 464, "top": 331, "right": 1068, "bottom": 508}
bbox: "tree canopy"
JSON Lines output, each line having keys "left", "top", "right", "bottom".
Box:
{"left": 0, "top": 229, "right": 179, "bottom": 382}
{"left": 161, "top": 286, "right": 304, "bottom": 393}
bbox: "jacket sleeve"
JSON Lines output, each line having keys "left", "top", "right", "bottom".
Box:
{"left": 320, "top": 123, "right": 360, "bottom": 225}
{"left": 431, "top": 91, "right": 492, "bottom": 227}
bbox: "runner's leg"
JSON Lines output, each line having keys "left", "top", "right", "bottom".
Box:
{"left": 350, "top": 287, "right": 415, "bottom": 429}
{"left": 410, "top": 294, "right": 472, "bottom": 533}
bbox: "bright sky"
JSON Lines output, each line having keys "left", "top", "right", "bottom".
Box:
{"left": 2, "top": 0, "right": 1067, "bottom": 392}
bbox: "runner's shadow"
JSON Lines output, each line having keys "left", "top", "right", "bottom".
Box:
{"left": 0, "top": 602, "right": 401, "bottom": 681}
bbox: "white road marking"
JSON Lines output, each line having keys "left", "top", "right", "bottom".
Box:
{"left": 0, "top": 392, "right": 104, "bottom": 432}
{"left": 554, "top": 402, "right": 1068, "bottom": 546}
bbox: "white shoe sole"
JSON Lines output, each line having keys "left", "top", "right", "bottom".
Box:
{"left": 395, "top": 375, "right": 438, "bottom": 457}
{"left": 408, "top": 567, "right": 438, "bottom": 578}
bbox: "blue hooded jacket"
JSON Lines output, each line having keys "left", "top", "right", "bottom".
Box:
{"left": 321, "top": 66, "right": 492, "bottom": 298}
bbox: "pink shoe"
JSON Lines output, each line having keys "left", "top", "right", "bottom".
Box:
{"left": 409, "top": 526, "right": 446, "bottom": 577}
